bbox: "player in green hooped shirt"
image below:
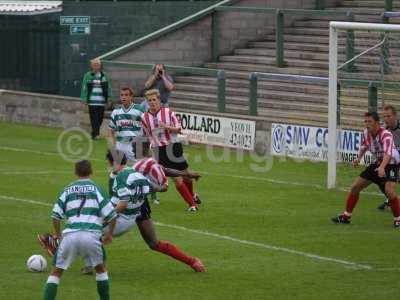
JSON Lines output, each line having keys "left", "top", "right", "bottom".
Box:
{"left": 41, "top": 160, "right": 117, "bottom": 300}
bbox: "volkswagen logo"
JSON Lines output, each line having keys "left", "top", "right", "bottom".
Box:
{"left": 272, "top": 125, "right": 285, "bottom": 154}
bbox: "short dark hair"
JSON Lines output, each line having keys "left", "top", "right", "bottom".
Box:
{"left": 75, "top": 160, "right": 92, "bottom": 177}
{"left": 120, "top": 87, "right": 134, "bottom": 96}
{"left": 106, "top": 150, "right": 127, "bottom": 165}
{"left": 132, "top": 137, "right": 151, "bottom": 158}
{"left": 365, "top": 111, "right": 380, "bottom": 122}
{"left": 383, "top": 105, "right": 397, "bottom": 115}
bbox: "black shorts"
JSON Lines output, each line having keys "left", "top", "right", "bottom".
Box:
{"left": 154, "top": 142, "right": 189, "bottom": 171}
{"left": 136, "top": 198, "right": 152, "bottom": 222}
{"left": 360, "top": 163, "right": 399, "bottom": 185}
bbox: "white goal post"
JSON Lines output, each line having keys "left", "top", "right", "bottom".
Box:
{"left": 327, "top": 21, "right": 400, "bottom": 189}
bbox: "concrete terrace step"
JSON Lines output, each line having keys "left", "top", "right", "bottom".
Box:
{"left": 226, "top": 51, "right": 385, "bottom": 65}
{"left": 175, "top": 79, "right": 329, "bottom": 94}
{"left": 210, "top": 58, "right": 383, "bottom": 73}
{"left": 174, "top": 84, "right": 328, "bottom": 103}
{"left": 169, "top": 1, "right": 400, "bottom": 129}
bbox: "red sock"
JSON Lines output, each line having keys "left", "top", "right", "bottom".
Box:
{"left": 154, "top": 241, "right": 194, "bottom": 266}
{"left": 389, "top": 197, "right": 400, "bottom": 218}
{"left": 175, "top": 182, "right": 195, "bottom": 207}
{"left": 345, "top": 193, "right": 359, "bottom": 214}
{"left": 184, "top": 179, "right": 194, "bottom": 197}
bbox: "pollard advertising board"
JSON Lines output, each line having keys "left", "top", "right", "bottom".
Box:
{"left": 271, "top": 123, "right": 373, "bottom": 164}
{"left": 175, "top": 112, "right": 256, "bottom": 150}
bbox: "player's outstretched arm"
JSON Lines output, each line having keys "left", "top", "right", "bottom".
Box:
{"left": 149, "top": 182, "right": 168, "bottom": 193}
{"left": 52, "top": 218, "right": 62, "bottom": 239}
{"left": 102, "top": 218, "right": 116, "bottom": 245}
{"left": 353, "top": 147, "right": 368, "bottom": 167}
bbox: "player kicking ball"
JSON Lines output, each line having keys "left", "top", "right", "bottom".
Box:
{"left": 332, "top": 112, "right": 400, "bottom": 228}
{"left": 42, "top": 160, "right": 117, "bottom": 300}
{"left": 38, "top": 150, "right": 206, "bottom": 275}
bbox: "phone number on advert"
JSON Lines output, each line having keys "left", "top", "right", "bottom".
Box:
{"left": 229, "top": 133, "right": 252, "bottom": 149}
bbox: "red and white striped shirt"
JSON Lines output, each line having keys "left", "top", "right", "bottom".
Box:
{"left": 142, "top": 107, "right": 181, "bottom": 147}
{"left": 361, "top": 127, "right": 400, "bottom": 164}
{"left": 133, "top": 157, "right": 168, "bottom": 186}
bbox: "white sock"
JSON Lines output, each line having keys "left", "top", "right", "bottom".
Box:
{"left": 96, "top": 272, "right": 109, "bottom": 281}
{"left": 47, "top": 275, "right": 60, "bottom": 285}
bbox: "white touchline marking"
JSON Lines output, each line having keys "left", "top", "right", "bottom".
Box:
{"left": 0, "top": 145, "right": 381, "bottom": 196}
{"left": 0, "top": 146, "right": 103, "bottom": 162}
{"left": 0, "top": 170, "right": 70, "bottom": 175}
{"left": 0, "top": 194, "right": 373, "bottom": 270}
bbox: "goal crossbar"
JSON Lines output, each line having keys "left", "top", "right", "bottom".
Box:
{"left": 327, "top": 21, "right": 400, "bottom": 189}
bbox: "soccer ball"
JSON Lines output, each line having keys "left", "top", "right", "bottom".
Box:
{"left": 26, "top": 254, "right": 47, "bottom": 272}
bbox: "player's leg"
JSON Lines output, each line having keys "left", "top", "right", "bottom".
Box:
{"left": 182, "top": 168, "right": 201, "bottom": 205}
{"left": 44, "top": 233, "right": 77, "bottom": 299}
{"left": 137, "top": 218, "right": 206, "bottom": 272}
{"left": 383, "top": 164, "right": 400, "bottom": 227}
{"left": 332, "top": 175, "right": 371, "bottom": 223}
{"left": 80, "top": 232, "right": 111, "bottom": 299}
{"left": 383, "top": 181, "right": 400, "bottom": 228}
{"left": 37, "top": 233, "right": 60, "bottom": 257}
{"left": 161, "top": 142, "right": 197, "bottom": 211}
{"left": 377, "top": 182, "right": 390, "bottom": 210}
{"left": 88, "top": 105, "right": 97, "bottom": 139}
{"left": 43, "top": 268, "right": 63, "bottom": 300}
{"left": 173, "top": 176, "right": 197, "bottom": 211}
{"left": 81, "top": 216, "right": 135, "bottom": 275}
{"left": 94, "top": 264, "right": 110, "bottom": 300}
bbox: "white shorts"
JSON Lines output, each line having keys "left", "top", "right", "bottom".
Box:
{"left": 116, "top": 141, "right": 136, "bottom": 162}
{"left": 104, "top": 214, "right": 137, "bottom": 237}
{"left": 55, "top": 231, "right": 104, "bottom": 270}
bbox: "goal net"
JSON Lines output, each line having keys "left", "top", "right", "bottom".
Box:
{"left": 328, "top": 21, "right": 400, "bottom": 189}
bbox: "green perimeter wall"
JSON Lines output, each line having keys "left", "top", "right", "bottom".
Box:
{"left": 60, "top": 1, "right": 216, "bottom": 97}
{"left": 0, "top": 1, "right": 217, "bottom": 97}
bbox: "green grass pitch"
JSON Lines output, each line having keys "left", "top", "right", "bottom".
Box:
{"left": 0, "top": 122, "right": 399, "bottom": 300}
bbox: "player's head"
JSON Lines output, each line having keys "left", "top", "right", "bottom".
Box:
{"left": 75, "top": 160, "right": 92, "bottom": 178}
{"left": 90, "top": 59, "right": 102, "bottom": 72}
{"left": 383, "top": 105, "right": 397, "bottom": 129}
{"left": 364, "top": 111, "right": 380, "bottom": 134}
{"left": 120, "top": 87, "right": 134, "bottom": 107}
{"left": 132, "top": 136, "right": 151, "bottom": 159}
{"left": 145, "top": 89, "right": 161, "bottom": 112}
{"left": 106, "top": 150, "right": 127, "bottom": 173}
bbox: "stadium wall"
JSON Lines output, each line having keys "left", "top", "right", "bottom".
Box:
{"left": 0, "top": 90, "right": 88, "bottom": 129}
{"left": 60, "top": 1, "right": 217, "bottom": 97}
{"left": 0, "top": 90, "right": 270, "bottom": 153}
{"left": 101, "top": 0, "right": 339, "bottom": 95}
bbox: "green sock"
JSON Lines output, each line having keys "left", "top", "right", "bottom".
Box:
{"left": 97, "top": 280, "right": 110, "bottom": 300}
{"left": 43, "top": 283, "right": 58, "bottom": 300}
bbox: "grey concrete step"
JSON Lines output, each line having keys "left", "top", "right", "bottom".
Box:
{"left": 175, "top": 77, "right": 328, "bottom": 95}
{"left": 340, "top": 1, "right": 386, "bottom": 8}
{"left": 174, "top": 83, "right": 328, "bottom": 103}
{"left": 227, "top": 50, "right": 384, "bottom": 64}
{"left": 217, "top": 56, "right": 383, "bottom": 72}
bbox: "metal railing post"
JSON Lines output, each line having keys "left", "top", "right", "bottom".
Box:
{"left": 249, "top": 72, "right": 258, "bottom": 115}
{"left": 337, "top": 82, "right": 341, "bottom": 126}
{"left": 385, "top": 0, "right": 393, "bottom": 12}
{"left": 382, "top": 36, "right": 390, "bottom": 74}
{"left": 212, "top": 11, "right": 219, "bottom": 62}
{"left": 315, "top": 0, "right": 325, "bottom": 10}
{"left": 345, "top": 12, "right": 355, "bottom": 72}
{"left": 217, "top": 70, "right": 226, "bottom": 112}
{"left": 275, "top": 9, "right": 285, "bottom": 67}
{"left": 368, "top": 82, "right": 378, "bottom": 112}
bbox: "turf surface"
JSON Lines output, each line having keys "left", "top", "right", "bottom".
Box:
{"left": 0, "top": 122, "right": 398, "bottom": 300}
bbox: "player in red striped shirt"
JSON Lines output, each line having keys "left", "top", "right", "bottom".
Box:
{"left": 141, "top": 89, "right": 201, "bottom": 212}
{"left": 332, "top": 112, "right": 400, "bottom": 228}
{"left": 133, "top": 137, "right": 200, "bottom": 192}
